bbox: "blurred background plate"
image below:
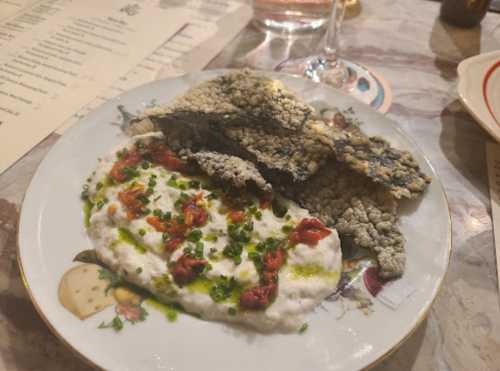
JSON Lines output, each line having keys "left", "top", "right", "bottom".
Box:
{"left": 458, "top": 51, "right": 500, "bottom": 142}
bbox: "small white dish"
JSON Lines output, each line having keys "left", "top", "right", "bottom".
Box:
{"left": 458, "top": 51, "right": 500, "bottom": 141}
{"left": 18, "top": 70, "right": 451, "bottom": 371}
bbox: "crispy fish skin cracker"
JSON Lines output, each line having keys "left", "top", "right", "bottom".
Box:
{"left": 331, "top": 133, "right": 431, "bottom": 199}
{"left": 132, "top": 70, "right": 330, "bottom": 181}
{"left": 223, "top": 119, "right": 333, "bottom": 181}
{"left": 58, "top": 263, "right": 116, "bottom": 320}
{"left": 182, "top": 150, "right": 272, "bottom": 192}
{"left": 142, "top": 69, "right": 313, "bottom": 132}
{"left": 219, "top": 69, "right": 313, "bottom": 131}
{"left": 290, "top": 162, "right": 405, "bottom": 279}
{"left": 133, "top": 68, "right": 430, "bottom": 201}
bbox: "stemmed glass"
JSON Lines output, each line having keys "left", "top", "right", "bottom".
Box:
{"left": 275, "top": 0, "right": 351, "bottom": 90}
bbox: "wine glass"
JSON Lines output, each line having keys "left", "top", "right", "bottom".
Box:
{"left": 275, "top": 0, "right": 352, "bottom": 89}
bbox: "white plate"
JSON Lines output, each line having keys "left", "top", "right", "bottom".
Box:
{"left": 18, "top": 70, "right": 451, "bottom": 371}
{"left": 458, "top": 51, "right": 500, "bottom": 142}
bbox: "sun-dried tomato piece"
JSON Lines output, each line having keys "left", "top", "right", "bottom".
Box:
{"left": 228, "top": 210, "right": 245, "bottom": 224}
{"left": 146, "top": 216, "right": 167, "bottom": 232}
{"left": 263, "top": 247, "right": 286, "bottom": 272}
{"left": 165, "top": 237, "right": 184, "bottom": 253}
{"left": 239, "top": 284, "right": 277, "bottom": 310}
{"left": 148, "top": 142, "right": 185, "bottom": 172}
{"left": 183, "top": 203, "right": 207, "bottom": 227}
{"left": 110, "top": 150, "right": 142, "bottom": 183}
{"left": 117, "top": 185, "right": 146, "bottom": 220}
{"left": 262, "top": 270, "right": 278, "bottom": 285}
{"left": 171, "top": 254, "right": 207, "bottom": 285}
{"left": 288, "top": 218, "right": 331, "bottom": 247}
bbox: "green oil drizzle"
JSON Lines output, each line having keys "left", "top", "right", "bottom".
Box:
{"left": 145, "top": 298, "right": 178, "bottom": 322}
{"left": 245, "top": 243, "right": 256, "bottom": 253}
{"left": 83, "top": 200, "right": 93, "bottom": 228}
{"left": 187, "top": 276, "right": 243, "bottom": 305}
{"left": 118, "top": 228, "right": 147, "bottom": 254}
{"left": 290, "top": 265, "right": 340, "bottom": 282}
{"left": 186, "top": 276, "right": 211, "bottom": 294}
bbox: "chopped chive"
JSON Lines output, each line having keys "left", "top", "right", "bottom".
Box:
{"left": 187, "top": 229, "right": 203, "bottom": 242}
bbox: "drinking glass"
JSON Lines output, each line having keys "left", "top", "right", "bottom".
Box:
{"left": 252, "top": 0, "right": 334, "bottom": 32}
{"left": 275, "top": 0, "right": 351, "bottom": 89}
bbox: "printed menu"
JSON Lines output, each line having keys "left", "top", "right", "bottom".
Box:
{"left": 0, "top": 0, "right": 190, "bottom": 173}
{"left": 0, "top": 0, "right": 39, "bottom": 23}
{"left": 0, "top": 0, "right": 251, "bottom": 174}
{"left": 56, "top": 0, "right": 251, "bottom": 133}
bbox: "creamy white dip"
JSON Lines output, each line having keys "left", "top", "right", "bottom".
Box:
{"left": 85, "top": 133, "right": 342, "bottom": 333}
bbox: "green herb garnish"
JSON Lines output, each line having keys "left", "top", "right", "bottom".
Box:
{"left": 209, "top": 276, "right": 237, "bottom": 303}
{"left": 187, "top": 229, "right": 203, "bottom": 242}
{"left": 223, "top": 241, "right": 243, "bottom": 265}
{"left": 98, "top": 268, "right": 122, "bottom": 294}
{"left": 98, "top": 316, "right": 123, "bottom": 332}
{"left": 121, "top": 166, "right": 139, "bottom": 180}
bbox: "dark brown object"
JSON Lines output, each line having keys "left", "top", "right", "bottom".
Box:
{"left": 440, "top": 0, "right": 491, "bottom": 28}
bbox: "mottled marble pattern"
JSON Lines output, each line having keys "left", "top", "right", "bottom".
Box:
{"left": 1, "top": 0, "right": 499, "bottom": 369}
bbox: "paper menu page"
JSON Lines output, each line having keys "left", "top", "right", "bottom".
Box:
{"left": 0, "top": 0, "right": 71, "bottom": 46}
{"left": 55, "top": 0, "right": 251, "bottom": 133}
{"left": 0, "top": 0, "right": 189, "bottom": 174}
{"left": 0, "top": 0, "right": 40, "bottom": 22}
{"left": 486, "top": 142, "right": 500, "bottom": 291}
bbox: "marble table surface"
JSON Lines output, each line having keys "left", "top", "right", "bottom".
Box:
{"left": 1, "top": 0, "right": 499, "bottom": 370}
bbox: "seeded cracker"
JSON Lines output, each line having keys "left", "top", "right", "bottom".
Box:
{"left": 331, "top": 133, "right": 431, "bottom": 199}
{"left": 140, "top": 69, "right": 312, "bottom": 131}
{"left": 181, "top": 150, "right": 272, "bottom": 193}
{"left": 222, "top": 119, "right": 333, "bottom": 181}
{"left": 290, "top": 161, "right": 405, "bottom": 278}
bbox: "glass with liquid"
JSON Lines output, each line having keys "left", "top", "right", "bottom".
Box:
{"left": 252, "top": 0, "right": 333, "bottom": 32}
